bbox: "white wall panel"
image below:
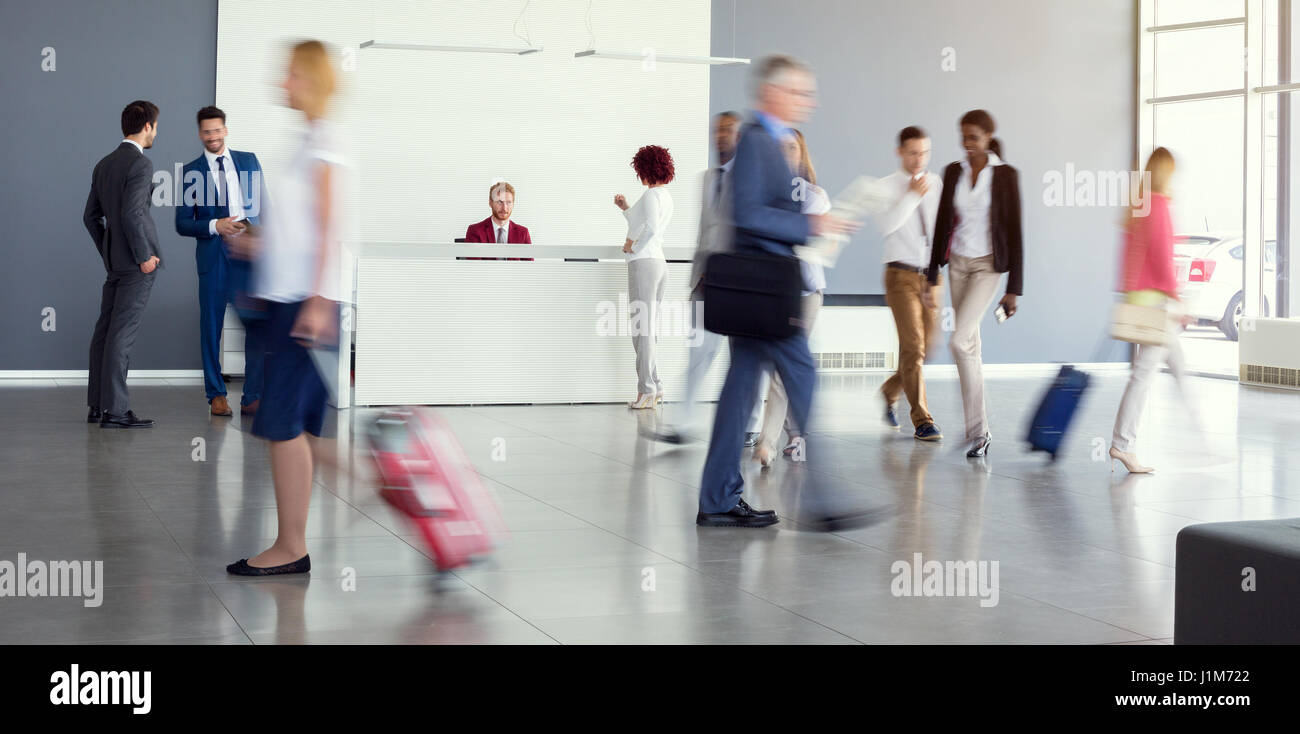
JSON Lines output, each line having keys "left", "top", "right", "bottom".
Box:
{"left": 216, "top": 0, "right": 710, "bottom": 249}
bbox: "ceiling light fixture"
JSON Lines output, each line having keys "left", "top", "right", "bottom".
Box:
{"left": 359, "top": 40, "right": 542, "bottom": 55}
{"left": 572, "top": 0, "right": 749, "bottom": 66}
{"left": 573, "top": 49, "right": 748, "bottom": 65}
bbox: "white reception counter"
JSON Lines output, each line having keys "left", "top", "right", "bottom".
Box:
{"left": 347, "top": 243, "right": 730, "bottom": 407}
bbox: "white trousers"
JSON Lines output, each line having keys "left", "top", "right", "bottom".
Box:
{"left": 1111, "top": 337, "right": 1190, "bottom": 453}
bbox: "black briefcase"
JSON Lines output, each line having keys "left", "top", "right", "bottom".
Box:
{"left": 702, "top": 251, "right": 803, "bottom": 339}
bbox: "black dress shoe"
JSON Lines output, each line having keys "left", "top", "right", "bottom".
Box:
{"left": 87, "top": 408, "right": 102, "bottom": 423}
{"left": 697, "top": 500, "right": 779, "bottom": 527}
{"left": 640, "top": 425, "right": 686, "bottom": 444}
{"left": 226, "top": 555, "right": 311, "bottom": 576}
{"left": 743, "top": 432, "right": 760, "bottom": 447}
{"left": 736, "top": 498, "right": 776, "bottom": 517}
{"left": 799, "top": 505, "right": 893, "bottom": 533}
{"left": 99, "top": 411, "right": 155, "bottom": 428}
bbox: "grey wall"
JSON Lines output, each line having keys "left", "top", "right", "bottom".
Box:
{"left": 1, "top": 0, "right": 1134, "bottom": 368}
{"left": 1, "top": 0, "right": 217, "bottom": 370}
{"left": 710, "top": 0, "right": 1137, "bottom": 364}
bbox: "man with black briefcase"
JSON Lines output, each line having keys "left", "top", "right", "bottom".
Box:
{"left": 696, "top": 55, "right": 858, "bottom": 528}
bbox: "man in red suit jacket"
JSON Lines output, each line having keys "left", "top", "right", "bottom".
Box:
{"left": 464, "top": 181, "right": 532, "bottom": 260}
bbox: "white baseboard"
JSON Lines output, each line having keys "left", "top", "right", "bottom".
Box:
{"left": 820, "top": 362, "right": 1130, "bottom": 376}
{"left": 0, "top": 370, "right": 205, "bottom": 379}
{"left": 924, "top": 362, "right": 1131, "bottom": 375}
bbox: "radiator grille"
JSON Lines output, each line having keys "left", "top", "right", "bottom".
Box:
{"left": 813, "top": 351, "right": 892, "bottom": 370}
{"left": 1242, "top": 363, "right": 1300, "bottom": 388}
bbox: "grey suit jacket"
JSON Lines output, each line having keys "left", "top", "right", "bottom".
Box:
{"left": 83, "top": 142, "right": 162, "bottom": 272}
{"left": 691, "top": 165, "right": 733, "bottom": 290}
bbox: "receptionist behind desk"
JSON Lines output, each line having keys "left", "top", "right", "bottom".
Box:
{"left": 464, "top": 181, "right": 533, "bottom": 261}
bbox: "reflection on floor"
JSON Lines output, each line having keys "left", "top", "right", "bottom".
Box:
{"left": 3, "top": 368, "right": 1295, "bottom": 644}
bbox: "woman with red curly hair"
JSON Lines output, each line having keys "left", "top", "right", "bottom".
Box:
{"left": 615, "top": 144, "right": 676, "bottom": 409}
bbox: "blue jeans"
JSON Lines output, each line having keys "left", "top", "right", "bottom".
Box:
{"left": 699, "top": 332, "right": 815, "bottom": 514}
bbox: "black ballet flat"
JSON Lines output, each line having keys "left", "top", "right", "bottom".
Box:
{"left": 226, "top": 555, "right": 311, "bottom": 576}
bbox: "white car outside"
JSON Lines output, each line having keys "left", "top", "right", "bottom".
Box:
{"left": 1171, "top": 232, "right": 1275, "bottom": 341}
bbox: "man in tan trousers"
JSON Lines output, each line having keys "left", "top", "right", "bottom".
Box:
{"left": 876, "top": 126, "right": 943, "bottom": 441}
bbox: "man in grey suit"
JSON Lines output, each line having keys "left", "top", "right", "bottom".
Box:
{"left": 82, "top": 100, "right": 163, "bottom": 428}
{"left": 650, "top": 111, "right": 767, "bottom": 444}
{"left": 690, "top": 111, "right": 741, "bottom": 292}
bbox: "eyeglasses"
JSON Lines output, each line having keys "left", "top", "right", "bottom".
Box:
{"left": 774, "top": 84, "right": 817, "bottom": 100}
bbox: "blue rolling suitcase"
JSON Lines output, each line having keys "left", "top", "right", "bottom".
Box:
{"left": 1026, "top": 365, "right": 1090, "bottom": 459}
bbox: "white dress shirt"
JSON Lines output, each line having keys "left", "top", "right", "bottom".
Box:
{"left": 623, "top": 186, "right": 673, "bottom": 262}
{"left": 203, "top": 148, "right": 245, "bottom": 236}
{"left": 256, "top": 119, "right": 352, "bottom": 303}
{"left": 120, "top": 138, "right": 143, "bottom": 154}
{"left": 877, "top": 169, "right": 941, "bottom": 268}
{"left": 951, "top": 151, "right": 1004, "bottom": 259}
{"left": 491, "top": 219, "right": 511, "bottom": 243}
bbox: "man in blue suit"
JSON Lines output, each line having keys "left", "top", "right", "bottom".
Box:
{"left": 697, "top": 55, "right": 856, "bottom": 527}
{"left": 176, "top": 106, "right": 268, "bottom": 416}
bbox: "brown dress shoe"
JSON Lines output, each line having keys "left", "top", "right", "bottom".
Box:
{"left": 240, "top": 399, "right": 259, "bottom": 416}
{"left": 210, "top": 396, "right": 233, "bottom": 416}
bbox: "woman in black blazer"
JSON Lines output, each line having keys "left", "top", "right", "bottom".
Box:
{"left": 923, "top": 110, "right": 1023, "bottom": 458}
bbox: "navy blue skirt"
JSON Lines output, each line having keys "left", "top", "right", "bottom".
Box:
{"left": 250, "top": 299, "right": 334, "bottom": 441}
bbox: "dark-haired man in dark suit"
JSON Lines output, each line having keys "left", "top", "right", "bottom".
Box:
{"left": 82, "top": 100, "right": 164, "bottom": 428}
{"left": 176, "top": 105, "right": 270, "bottom": 417}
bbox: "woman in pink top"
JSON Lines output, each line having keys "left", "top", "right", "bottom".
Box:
{"left": 1110, "top": 147, "right": 1192, "bottom": 474}
{"left": 1120, "top": 184, "right": 1178, "bottom": 295}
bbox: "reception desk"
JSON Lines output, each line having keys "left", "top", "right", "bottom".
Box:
{"left": 349, "top": 243, "right": 729, "bottom": 407}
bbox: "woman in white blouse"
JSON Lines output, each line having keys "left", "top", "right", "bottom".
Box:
{"left": 226, "top": 40, "right": 350, "bottom": 576}
{"left": 924, "top": 109, "right": 1024, "bottom": 458}
{"left": 614, "top": 145, "right": 676, "bottom": 409}
{"left": 754, "top": 129, "right": 828, "bottom": 466}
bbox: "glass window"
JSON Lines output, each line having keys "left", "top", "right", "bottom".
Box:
{"left": 1157, "top": 0, "right": 1244, "bottom": 25}
{"left": 1153, "top": 98, "right": 1244, "bottom": 234}
{"left": 1264, "top": 0, "right": 1283, "bottom": 86}
{"left": 1155, "top": 26, "right": 1246, "bottom": 97}
{"left": 1145, "top": 0, "right": 1292, "bottom": 373}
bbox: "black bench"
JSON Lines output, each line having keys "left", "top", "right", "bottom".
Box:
{"left": 1174, "top": 518, "right": 1300, "bottom": 644}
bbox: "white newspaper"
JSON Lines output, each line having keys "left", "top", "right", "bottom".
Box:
{"left": 793, "top": 175, "right": 896, "bottom": 268}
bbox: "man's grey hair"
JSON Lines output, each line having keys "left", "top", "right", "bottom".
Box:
{"left": 750, "top": 54, "right": 813, "bottom": 99}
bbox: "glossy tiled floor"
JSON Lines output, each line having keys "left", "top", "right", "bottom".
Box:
{"left": 2, "top": 367, "right": 1295, "bottom": 644}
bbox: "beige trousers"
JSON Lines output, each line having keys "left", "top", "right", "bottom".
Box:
{"left": 757, "top": 291, "right": 823, "bottom": 454}
{"left": 947, "top": 253, "right": 1003, "bottom": 440}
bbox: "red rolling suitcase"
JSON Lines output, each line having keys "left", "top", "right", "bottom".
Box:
{"left": 367, "top": 408, "right": 507, "bottom": 570}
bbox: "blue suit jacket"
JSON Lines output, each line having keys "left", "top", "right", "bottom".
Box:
{"left": 174, "top": 149, "right": 266, "bottom": 276}
{"left": 729, "top": 120, "right": 810, "bottom": 257}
